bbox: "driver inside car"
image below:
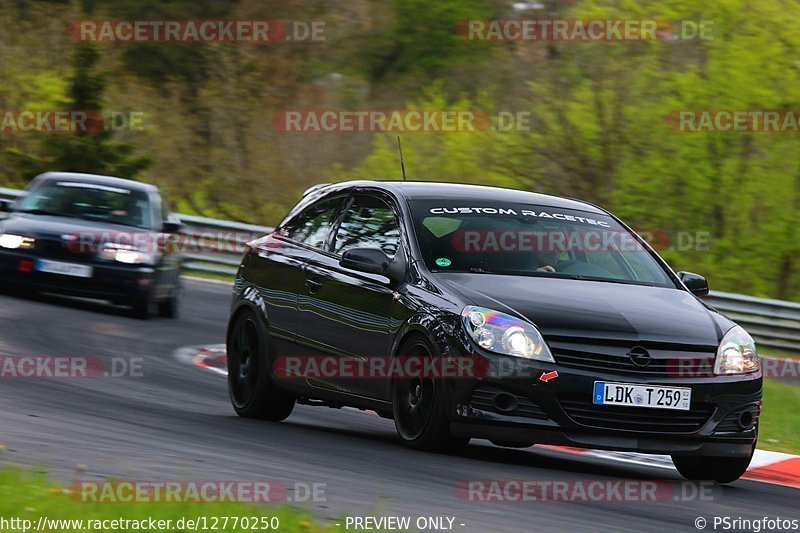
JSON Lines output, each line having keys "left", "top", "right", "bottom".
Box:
{"left": 535, "top": 250, "right": 560, "bottom": 273}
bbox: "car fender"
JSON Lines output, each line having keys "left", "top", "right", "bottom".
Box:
{"left": 227, "top": 285, "right": 270, "bottom": 347}
{"left": 385, "top": 310, "right": 464, "bottom": 399}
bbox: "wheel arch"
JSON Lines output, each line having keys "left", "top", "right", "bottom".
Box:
{"left": 227, "top": 296, "right": 270, "bottom": 348}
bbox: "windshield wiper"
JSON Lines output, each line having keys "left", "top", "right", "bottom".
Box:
{"left": 466, "top": 267, "right": 582, "bottom": 280}
{"left": 503, "top": 270, "right": 583, "bottom": 280}
{"left": 18, "top": 209, "right": 80, "bottom": 218}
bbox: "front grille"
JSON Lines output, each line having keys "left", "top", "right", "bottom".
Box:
{"left": 470, "top": 386, "right": 547, "bottom": 420}
{"left": 549, "top": 340, "right": 715, "bottom": 377}
{"left": 34, "top": 238, "right": 90, "bottom": 261}
{"left": 716, "top": 405, "right": 760, "bottom": 433}
{"left": 560, "top": 398, "right": 713, "bottom": 433}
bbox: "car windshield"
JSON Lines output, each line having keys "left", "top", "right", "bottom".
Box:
{"left": 16, "top": 180, "right": 152, "bottom": 229}
{"left": 408, "top": 200, "right": 675, "bottom": 288}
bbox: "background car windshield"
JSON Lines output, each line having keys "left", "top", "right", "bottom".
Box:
{"left": 409, "top": 200, "right": 674, "bottom": 287}
{"left": 16, "top": 181, "right": 152, "bottom": 229}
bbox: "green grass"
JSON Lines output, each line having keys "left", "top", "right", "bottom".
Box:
{"left": 759, "top": 378, "right": 800, "bottom": 455}
{"left": 0, "top": 469, "right": 330, "bottom": 532}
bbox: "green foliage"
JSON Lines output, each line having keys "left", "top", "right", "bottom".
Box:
{"left": 7, "top": 43, "right": 151, "bottom": 181}
{"left": 760, "top": 378, "right": 800, "bottom": 454}
{"left": 345, "top": 0, "right": 800, "bottom": 299}
{"left": 0, "top": 468, "right": 327, "bottom": 532}
{"left": 351, "top": 0, "right": 497, "bottom": 83}
{"left": 338, "top": 88, "right": 519, "bottom": 188}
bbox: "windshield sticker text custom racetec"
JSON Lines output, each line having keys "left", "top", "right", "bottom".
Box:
{"left": 427, "top": 207, "right": 611, "bottom": 227}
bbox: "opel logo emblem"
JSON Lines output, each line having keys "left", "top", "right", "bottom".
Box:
{"left": 628, "top": 346, "right": 652, "bottom": 367}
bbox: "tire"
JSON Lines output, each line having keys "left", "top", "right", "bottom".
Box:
{"left": 671, "top": 431, "right": 757, "bottom": 484}
{"left": 227, "top": 309, "right": 295, "bottom": 421}
{"left": 157, "top": 287, "right": 179, "bottom": 318}
{"left": 157, "top": 297, "right": 177, "bottom": 318}
{"left": 130, "top": 294, "right": 151, "bottom": 319}
{"left": 391, "top": 334, "right": 469, "bottom": 451}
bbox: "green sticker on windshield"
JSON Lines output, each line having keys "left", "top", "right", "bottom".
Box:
{"left": 436, "top": 257, "right": 452, "bottom": 267}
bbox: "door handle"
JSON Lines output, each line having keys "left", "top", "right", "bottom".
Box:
{"left": 305, "top": 278, "right": 323, "bottom": 292}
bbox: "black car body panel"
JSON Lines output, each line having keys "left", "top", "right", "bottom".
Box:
{"left": 434, "top": 273, "right": 730, "bottom": 344}
{"left": 0, "top": 172, "right": 181, "bottom": 307}
{"left": 229, "top": 181, "right": 762, "bottom": 458}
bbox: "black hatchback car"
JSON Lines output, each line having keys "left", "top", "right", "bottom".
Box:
{"left": 0, "top": 172, "right": 182, "bottom": 318}
{"left": 227, "top": 181, "right": 761, "bottom": 483}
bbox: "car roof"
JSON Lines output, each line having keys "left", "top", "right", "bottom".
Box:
{"left": 33, "top": 172, "right": 157, "bottom": 193}
{"left": 316, "top": 180, "right": 607, "bottom": 215}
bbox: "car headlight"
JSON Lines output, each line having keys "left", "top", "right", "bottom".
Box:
{"left": 714, "top": 325, "right": 759, "bottom": 375}
{"left": 461, "top": 306, "right": 554, "bottom": 362}
{"left": 0, "top": 234, "right": 35, "bottom": 249}
{"left": 100, "top": 244, "right": 154, "bottom": 265}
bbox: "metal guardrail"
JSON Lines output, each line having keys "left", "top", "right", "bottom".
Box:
{"left": 702, "top": 292, "right": 800, "bottom": 352}
{"left": 171, "top": 213, "right": 272, "bottom": 276}
{"left": 1, "top": 186, "right": 799, "bottom": 351}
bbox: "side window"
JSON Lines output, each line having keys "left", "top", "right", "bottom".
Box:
{"left": 278, "top": 197, "right": 343, "bottom": 248}
{"left": 333, "top": 195, "right": 400, "bottom": 257}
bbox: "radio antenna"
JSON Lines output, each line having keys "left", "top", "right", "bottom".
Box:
{"left": 397, "top": 136, "right": 407, "bottom": 181}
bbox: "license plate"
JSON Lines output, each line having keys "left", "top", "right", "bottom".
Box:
{"left": 35, "top": 259, "right": 93, "bottom": 278}
{"left": 593, "top": 381, "right": 691, "bottom": 411}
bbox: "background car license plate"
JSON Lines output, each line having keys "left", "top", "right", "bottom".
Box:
{"left": 593, "top": 381, "right": 691, "bottom": 411}
{"left": 35, "top": 259, "right": 93, "bottom": 278}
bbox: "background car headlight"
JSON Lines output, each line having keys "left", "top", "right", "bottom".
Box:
{"left": 0, "top": 234, "right": 35, "bottom": 249}
{"left": 100, "top": 244, "right": 154, "bottom": 265}
{"left": 461, "top": 306, "right": 554, "bottom": 361}
{"left": 714, "top": 325, "right": 759, "bottom": 375}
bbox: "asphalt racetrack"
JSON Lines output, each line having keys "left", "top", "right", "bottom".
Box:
{"left": 0, "top": 279, "right": 797, "bottom": 532}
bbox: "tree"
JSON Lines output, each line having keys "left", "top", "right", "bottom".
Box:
{"left": 9, "top": 44, "right": 150, "bottom": 180}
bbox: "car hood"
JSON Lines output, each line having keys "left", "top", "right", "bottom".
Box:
{"left": 435, "top": 273, "right": 730, "bottom": 347}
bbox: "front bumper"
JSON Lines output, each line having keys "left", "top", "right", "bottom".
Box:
{"left": 0, "top": 249, "right": 155, "bottom": 303}
{"left": 445, "top": 347, "right": 762, "bottom": 458}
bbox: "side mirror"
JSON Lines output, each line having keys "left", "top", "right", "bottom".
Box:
{"left": 162, "top": 220, "right": 182, "bottom": 233}
{"left": 340, "top": 247, "right": 405, "bottom": 284}
{"left": 677, "top": 271, "right": 709, "bottom": 297}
